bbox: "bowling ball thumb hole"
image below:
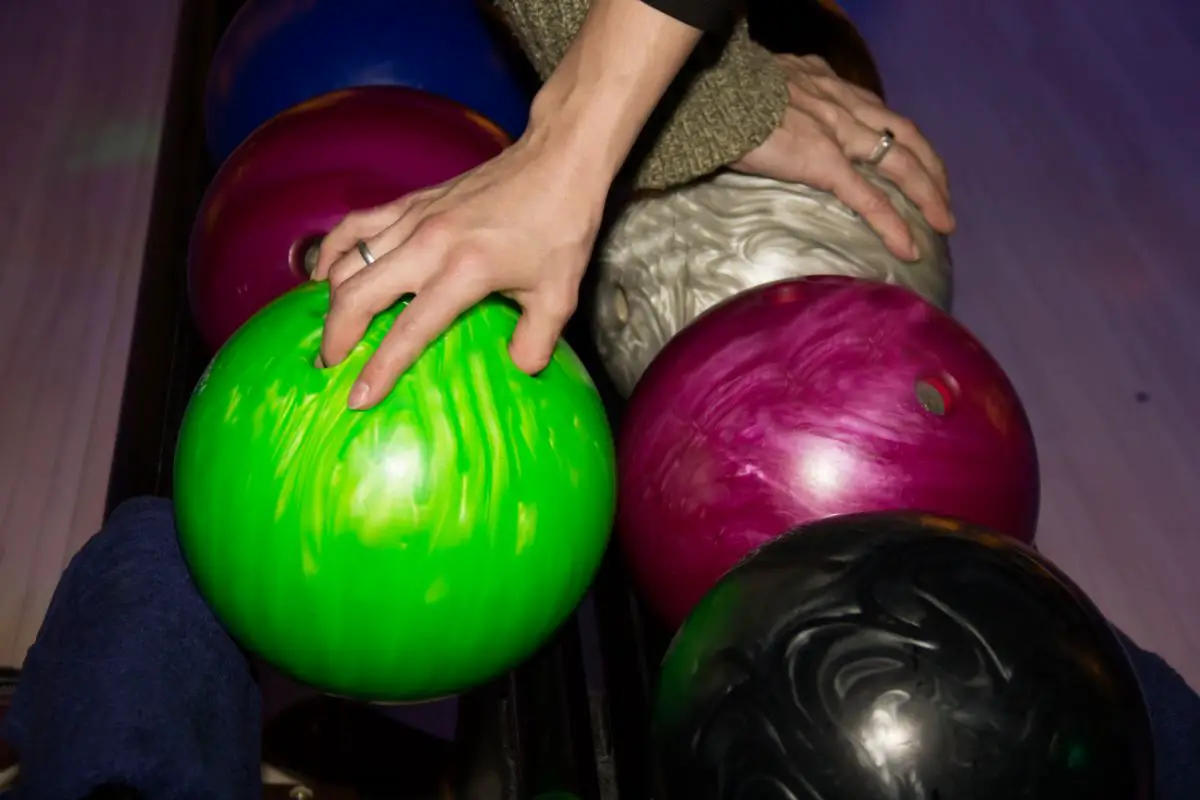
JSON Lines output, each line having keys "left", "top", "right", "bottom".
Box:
{"left": 290, "top": 233, "right": 326, "bottom": 278}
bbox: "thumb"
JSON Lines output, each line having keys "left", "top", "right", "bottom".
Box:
{"left": 508, "top": 294, "right": 576, "bottom": 375}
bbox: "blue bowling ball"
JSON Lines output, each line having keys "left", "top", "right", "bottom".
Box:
{"left": 205, "top": 0, "right": 534, "bottom": 162}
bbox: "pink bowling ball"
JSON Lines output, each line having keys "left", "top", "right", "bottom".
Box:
{"left": 617, "top": 276, "right": 1040, "bottom": 628}
{"left": 189, "top": 86, "right": 509, "bottom": 350}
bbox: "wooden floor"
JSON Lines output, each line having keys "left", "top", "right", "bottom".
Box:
{"left": 848, "top": 0, "right": 1200, "bottom": 686}
{"left": 2, "top": 0, "right": 1198, "bottom": 695}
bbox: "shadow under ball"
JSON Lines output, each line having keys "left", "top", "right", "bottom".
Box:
{"left": 747, "top": 0, "right": 886, "bottom": 98}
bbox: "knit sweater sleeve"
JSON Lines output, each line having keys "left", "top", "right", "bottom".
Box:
{"left": 493, "top": 0, "right": 788, "bottom": 190}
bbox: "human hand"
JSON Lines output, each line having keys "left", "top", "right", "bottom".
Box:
{"left": 311, "top": 130, "right": 607, "bottom": 410}
{"left": 731, "top": 53, "right": 954, "bottom": 260}
{"left": 310, "top": 0, "right": 707, "bottom": 412}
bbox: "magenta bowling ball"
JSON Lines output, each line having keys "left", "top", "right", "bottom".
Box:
{"left": 189, "top": 86, "right": 509, "bottom": 351}
{"left": 618, "top": 276, "right": 1040, "bottom": 628}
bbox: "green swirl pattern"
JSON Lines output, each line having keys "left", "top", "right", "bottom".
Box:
{"left": 175, "top": 283, "right": 615, "bottom": 701}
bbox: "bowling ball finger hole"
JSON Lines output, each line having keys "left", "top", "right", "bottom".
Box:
{"left": 291, "top": 234, "right": 326, "bottom": 278}
{"left": 611, "top": 285, "right": 629, "bottom": 325}
{"left": 914, "top": 374, "right": 958, "bottom": 416}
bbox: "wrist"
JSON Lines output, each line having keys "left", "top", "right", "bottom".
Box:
{"left": 520, "top": 0, "right": 704, "bottom": 186}
{"left": 523, "top": 79, "right": 630, "bottom": 186}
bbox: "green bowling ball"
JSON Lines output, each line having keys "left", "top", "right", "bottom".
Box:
{"left": 174, "top": 282, "right": 615, "bottom": 701}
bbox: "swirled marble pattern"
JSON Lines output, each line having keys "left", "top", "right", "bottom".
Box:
{"left": 617, "top": 277, "right": 1037, "bottom": 627}
{"left": 655, "top": 513, "right": 1155, "bottom": 800}
{"left": 593, "top": 167, "right": 952, "bottom": 397}
{"left": 190, "top": 86, "right": 509, "bottom": 352}
{"left": 174, "top": 283, "right": 615, "bottom": 701}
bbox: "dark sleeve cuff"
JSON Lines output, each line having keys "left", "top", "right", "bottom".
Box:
{"left": 639, "top": 0, "right": 738, "bottom": 32}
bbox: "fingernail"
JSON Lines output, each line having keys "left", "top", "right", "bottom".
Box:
{"left": 348, "top": 381, "right": 370, "bottom": 410}
{"left": 906, "top": 242, "right": 920, "bottom": 261}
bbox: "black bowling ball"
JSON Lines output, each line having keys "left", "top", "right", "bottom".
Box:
{"left": 654, "top": 513, "right": 1154, "bottom": 799}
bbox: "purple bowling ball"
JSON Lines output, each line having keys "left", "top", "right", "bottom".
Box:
{"left": 617, "top": 276, "right": 1040, "bottom": 628}
{"left": 189, "top": 86, "right": 509, "bottom": 351}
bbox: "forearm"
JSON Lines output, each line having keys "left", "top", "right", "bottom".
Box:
{"left": 524, "top": 0, "right": 704, "bottom": 185}
{"left": 629, "top": 18, "right": 786, "bottom": 188}
{"left": 495, "top": 0, "right": 787, "bottom": 189}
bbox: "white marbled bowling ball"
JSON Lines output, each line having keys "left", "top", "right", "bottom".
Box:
{"left": 592, "top": 166, "right": 953, "bottom": 396}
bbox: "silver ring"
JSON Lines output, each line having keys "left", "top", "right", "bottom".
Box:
{"left": 356, "top": 239, "right": 377, "bottom": 266}
{"left": 864, "top": 127, "right": 896, "bottom": 166}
